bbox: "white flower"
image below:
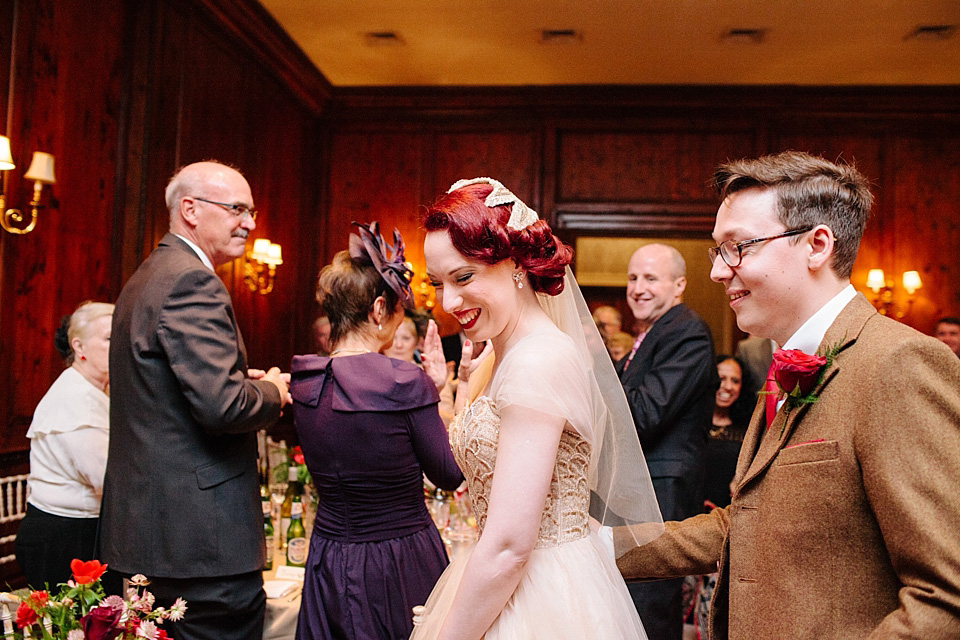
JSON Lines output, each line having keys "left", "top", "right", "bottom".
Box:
{"left": 137, "top": 620, "right": 158, "bottom": 638}
{"left": 129, "top": 574, "right": 150, "bottom": 587}
{"left": 67, "top": 630, "right": 85, "bottom": 640}
{"left": 167, "top": 597, "right": 188, "bottom": 622}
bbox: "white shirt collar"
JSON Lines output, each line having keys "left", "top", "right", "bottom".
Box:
{"left": 781, "top": 284, "right": 856, "bottom": 355}
{"left": 173, "top": 234, "right": 214, "bottom": 271}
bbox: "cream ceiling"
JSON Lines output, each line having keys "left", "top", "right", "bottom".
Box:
{"left": 258, "top": 0, "right": 960, "bottom": 86}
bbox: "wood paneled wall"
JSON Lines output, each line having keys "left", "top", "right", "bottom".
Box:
{"left": 323, "top": 87, "right": 960, "bottom": 340}
{"left": 0, "top": 0, "right": 329, "bottom": 455}
{"left": 3, "top": 0, "right": 960, "bottom": 464}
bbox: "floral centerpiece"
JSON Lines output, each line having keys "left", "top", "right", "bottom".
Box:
{"left": 272, "top": 445, "right": 313, "bottom": 489}
{"left": 12, "top": 559, "right": 186, "bottom": 640}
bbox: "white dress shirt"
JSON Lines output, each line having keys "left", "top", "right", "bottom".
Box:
{"left": 174, "top": 233, "right": 214, "bottom": 271}
{"left": 27, "top": 367, "right": 109, "bottom": 518}
{"left": 776, "top": 284, "right": 857, "bottom": 409}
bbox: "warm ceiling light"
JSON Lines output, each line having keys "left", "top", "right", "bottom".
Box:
{"left": 364, "top": 31, "right": 404, "bottom": 46}
{"left": 722, "top": 28, "right": 766, "bottom": 44}
{"left": 905, "top": 25, "right": 956, "bottom": 41}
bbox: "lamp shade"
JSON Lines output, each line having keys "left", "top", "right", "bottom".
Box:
{"left": 264, "top": 242, "right": 283, "bottom": 266}
{"left": 250, "top": 238, "right": 272, "bottom": 262}
{"left": 902, "top": 270, "right": 923, "bottom": 294}
{"left": 866, "top": 269, "right": 886, "bottom": 292}
{"left": 23, "top": 152, "right": 55, "bottom": 184}
{"left": 0, "top": 136, "right": 14, "bottom": 170}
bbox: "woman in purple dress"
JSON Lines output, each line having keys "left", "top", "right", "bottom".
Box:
{"left": 291, "top": 223, "right": 463, "bottom": 640}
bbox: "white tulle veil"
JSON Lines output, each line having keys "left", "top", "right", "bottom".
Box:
{"left": 448, "top": 178, "right": 664, "bottom": 556}
{"left": 537, "top": 269, "right": 664, "bottom": 554}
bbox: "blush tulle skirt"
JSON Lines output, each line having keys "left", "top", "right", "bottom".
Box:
{"left": 410, "top": 530, "right": 648, "bottom": 639}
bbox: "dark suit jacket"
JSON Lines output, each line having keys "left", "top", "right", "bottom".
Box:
{"left": 441, "top": 332, "right": 464, "bottom": 376}
{"left": 734, "top": 335, "right": 774, "bottom": 400}
{"left": 619, "top": 294, "right": 960, "bottom": 639}
{"left": 616, "top": 303, "right": 716, "bottom": 520}
{"left": 100, "top": 234, "right": 282, "bottom": 578}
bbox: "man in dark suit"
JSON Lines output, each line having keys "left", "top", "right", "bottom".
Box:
{"left": 616, "top": 243, "right": 717, "bottom": 640}
{"left": 618, "top": 151, "right": 960, "bottom": 639}
{"left": 100, "top": 161, "right": 290, "bottom": 640}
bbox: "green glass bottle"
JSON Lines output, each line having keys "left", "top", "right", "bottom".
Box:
{"left": 286, "top": 495, "right": 307, "bottom": 567}
{"left": 280, "top": 465, "right": 300, "bottom": 553}
{"left": 262, "top": 492, "right": 275, "bottom": 570}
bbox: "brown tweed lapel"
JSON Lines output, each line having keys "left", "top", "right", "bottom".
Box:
{"left": 732, "top": 292, "right": 877, "bottom": 492}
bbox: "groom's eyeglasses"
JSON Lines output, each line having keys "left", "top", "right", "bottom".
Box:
{"left": 708, "top": 226, "right": 813, "bottom": 268}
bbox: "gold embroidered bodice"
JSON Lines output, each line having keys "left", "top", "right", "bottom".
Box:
{"left": 449, "top": 396, "right": 592, "bottom": 549}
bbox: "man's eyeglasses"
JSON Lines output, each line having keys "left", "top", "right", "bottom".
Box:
{"left": 708, "top": 227, "right": 813, "bottom": 268}
{"left": 192, "top": 196, "right": 257, "bottom": 221}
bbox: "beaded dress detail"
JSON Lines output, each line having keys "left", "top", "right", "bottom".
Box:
{"left": 449, "top": 396, "right": 592, "bottom": 548}
{"left": 411, "top": 331, "right": 648, "bottom": 640}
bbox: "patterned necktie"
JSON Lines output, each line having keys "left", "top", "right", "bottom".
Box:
{"left": 622, "top": 330, "right": 648, "bottom": 370}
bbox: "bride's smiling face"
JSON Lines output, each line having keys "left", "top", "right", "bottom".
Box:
{"left": 425, "top": 230, "right": 518, "bottom": 344}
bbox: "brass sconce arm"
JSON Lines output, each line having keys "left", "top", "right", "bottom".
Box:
{"left": 866, "top": 269, "right": 923, "bottom": 319}
{"left": 0, "top": 140, "right": 56, "bottom": 235}
{"left": 244, "top": 238, "right": 283, "bottom": 295}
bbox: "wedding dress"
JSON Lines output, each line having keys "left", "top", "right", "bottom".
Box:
{"left": 410, "top": 330, "right": 649, "bottom": 639}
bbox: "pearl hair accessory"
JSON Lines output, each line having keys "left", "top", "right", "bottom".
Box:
{"left": 447, "top": 177, "right": 539, "bottom": 231}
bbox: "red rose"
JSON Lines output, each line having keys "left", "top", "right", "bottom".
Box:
{"left": 292, "top": 446, "right": 305, "bottom": 465}
{"left": 771, "top": 349, "right": 826, "bottom": 397}
{"left": 15, "top": 601, "right": 37, "bottom": 629}
{"left": 81, "top": 605, "right": 123, "bottom": 640}
{"left": 27, "top": 590, "right": 49, "bottom": 608}
{"left": 71, "top": 558, "right": 108, "bottom": 585}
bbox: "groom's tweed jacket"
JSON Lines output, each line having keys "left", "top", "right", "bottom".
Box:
{"left": 619, "top": 293, "right": 960, "bottom": 639}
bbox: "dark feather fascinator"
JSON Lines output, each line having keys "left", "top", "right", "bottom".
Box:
{"left": 349, "top": 221, "right": 415, "bottom": 310}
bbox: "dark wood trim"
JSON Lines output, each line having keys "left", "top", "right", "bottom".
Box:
{"left": 328, "top": 84, "right": 960, "bottom": 119}
{"left": 556, "top": 207, "right": 718, "bottom": 235}
{"left": 192, "top": 0, "right": 332, "bottom": 115}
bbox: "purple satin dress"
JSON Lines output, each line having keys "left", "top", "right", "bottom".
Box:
{"left": 291, "top": 353, "right": 463, "bottom": 640}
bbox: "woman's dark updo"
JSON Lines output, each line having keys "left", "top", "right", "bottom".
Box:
{"left": 423, "top": 182, "right": 573, "bottom": 296}
{"left": 54, "top": 314, "right": 73, "bottom": 363}
{"left": 316, "top": 251, "right": 401, "bottom": 346}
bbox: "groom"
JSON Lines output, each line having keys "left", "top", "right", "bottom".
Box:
{"left": 617, "top": 151, "right": 960, "bottom": 639}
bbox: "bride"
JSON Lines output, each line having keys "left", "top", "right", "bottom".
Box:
{"left": 412, "top": 178, "right": 663, "bottom": 639}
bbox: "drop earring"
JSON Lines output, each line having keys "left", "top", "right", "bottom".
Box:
{"left": 513, "top": 272, "right": 524, "bottom": 289}
{"left": 378, "top": 323, "right": 383, "bottom": 331}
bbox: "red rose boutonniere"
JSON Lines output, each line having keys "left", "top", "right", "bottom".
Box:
{"left": 768, "top": 341, "right": 843, "bottom": 426}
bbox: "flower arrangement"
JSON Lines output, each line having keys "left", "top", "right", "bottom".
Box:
{"left": 272, "top": 445, "right": 313, "bottom": 488}
{"left": 12, "top": 559, "right": 186, "bottom": 640}
{"left": 766, "top": 340, "right": 843, "bottom": 433}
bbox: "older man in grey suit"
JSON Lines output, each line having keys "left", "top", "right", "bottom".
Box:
{"left": 100, "top": 161, "right": 290, "bottom": 640}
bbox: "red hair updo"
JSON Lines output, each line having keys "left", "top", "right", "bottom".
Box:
{"left": 423, "top": 182, "right": 573, "bottom": 296}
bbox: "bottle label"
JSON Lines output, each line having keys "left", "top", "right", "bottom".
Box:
{"left": 262, "top": 500, "right": 271, "bottom": 517}
{"left": 291, "top": 502, "right": 303, "bottom": 517}
{"left": 287, "top": 537, "right": 307, "bottom": 565}
{"left": 265, "top": 536, "right": 274, "bottom": 565}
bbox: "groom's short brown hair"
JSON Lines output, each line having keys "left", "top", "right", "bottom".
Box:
{"left": 713, "top": 151, "right": 873, "bottom": 279}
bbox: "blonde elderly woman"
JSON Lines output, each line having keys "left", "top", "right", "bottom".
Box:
{"left": 15, "top": 301, "right": 114, "bottom": 589}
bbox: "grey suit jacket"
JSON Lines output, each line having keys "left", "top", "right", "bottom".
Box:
{"left": 100, "top": 234, "right": 282, "bottom": 578}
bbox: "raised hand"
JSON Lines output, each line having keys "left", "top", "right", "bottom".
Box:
{"left": 421, "top": 320, "right": 449, "bottom": 391}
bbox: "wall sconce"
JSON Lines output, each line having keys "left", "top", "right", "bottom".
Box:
{"left": 866, "top": 268, "right": 923, "bottom": 318}
{"left": 245, "top": 238, "right": 283, "bottom": 295}
{"left": 0, "top": 136, "right": 57, "bottom": 235}
{"left": 415, "top": 272, "right": 436, "bottom": 311}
